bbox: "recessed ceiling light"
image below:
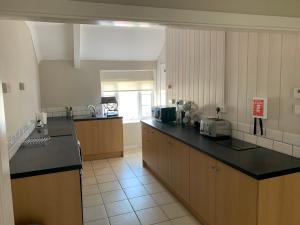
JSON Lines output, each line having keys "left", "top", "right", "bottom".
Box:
{"left": 96, "top": 20, "right": 158, "bottom": 28}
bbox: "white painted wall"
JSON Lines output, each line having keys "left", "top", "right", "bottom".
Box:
{"left": 39, "top": 60, "right": 156, "bottom": 148}
{"left": 0, "top": 20, "right": 41, "bottom": 225}
{"left": 81, "top": 24, "right": 165, "bottom": 61}
{"left": 0, "top": 20, "right": 41, "bottom": 138}
{"left": 39, "top": 60, "right": 156, "bottom": 108}
{"left": 123, "top": 122, "right": 142, "bottom": 149}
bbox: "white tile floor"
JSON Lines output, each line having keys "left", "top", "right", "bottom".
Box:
{"left": 82, "top": 148, "right": 201, "bottom": 225}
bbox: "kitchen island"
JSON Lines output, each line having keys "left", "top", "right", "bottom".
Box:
{"left": 141, "top": 120, "right": 300, "bottom": 225}
{"left": 10, "top": 117, "right": 83, "bottom": 225}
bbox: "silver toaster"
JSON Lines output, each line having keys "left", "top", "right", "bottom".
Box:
{"left": 200, "top": 118, "right": 231, "bottom": 137}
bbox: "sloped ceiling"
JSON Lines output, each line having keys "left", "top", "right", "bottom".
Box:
{"left": 26, "top": 21, "right": 165, "bottom": 63}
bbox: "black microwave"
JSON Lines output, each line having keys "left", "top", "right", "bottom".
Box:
{"left": 152, "top": 106, "right": 176, "bottom": 123}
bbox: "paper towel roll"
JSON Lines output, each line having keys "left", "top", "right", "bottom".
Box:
{"left": 36, "top": 112, "right": 47, "bottom": 125}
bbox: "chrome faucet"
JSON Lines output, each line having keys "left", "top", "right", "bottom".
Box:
{"left": 88, "top": 105, "right": 97, "bottom": 117}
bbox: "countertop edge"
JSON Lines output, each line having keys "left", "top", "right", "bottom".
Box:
{"left": 11, "top": 164, "right": 82, "bottom": 179}
{"left": 73, "top": 116, "right": 123, "bottom": 122}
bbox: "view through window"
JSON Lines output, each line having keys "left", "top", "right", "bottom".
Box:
{"left": 102, "top": 91, "right": 153, "bottom": 122}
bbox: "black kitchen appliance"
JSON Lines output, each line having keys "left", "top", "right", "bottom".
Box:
{"left": 216, "top": 138, "right": 258, "bottom": 151}
{"left": 152, "top": 106, "right": 176, "bottom": 123}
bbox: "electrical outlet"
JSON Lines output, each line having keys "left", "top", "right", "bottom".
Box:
{"left": 294, "top": 104, "right": 300, "bottom": 115}
{"left": 19, "top": 82, "right": 25, "bottom": 91}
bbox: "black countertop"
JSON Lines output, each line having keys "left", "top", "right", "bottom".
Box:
{"left": 141, "top": 120, "right": 300, "bottom": 180}
{"left": 10, "top": 118, "right": 82, "bottom": 179}
{"left": 73, "top": 115, "right": 122, "bottom": 122}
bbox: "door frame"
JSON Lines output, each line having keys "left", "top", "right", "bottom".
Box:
{"left": 0, "top": 81, "right": 15, "bottom": 225}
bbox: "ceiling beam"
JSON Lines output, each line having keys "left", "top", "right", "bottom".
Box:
{"left": 73, "top": 24, "right": 81, "bottom": 69}
{"left": 2, "top": 1, "right": 300, "bottom": 31}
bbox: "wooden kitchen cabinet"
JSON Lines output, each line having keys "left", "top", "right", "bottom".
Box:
{"left": 142, "top": 123, "right": 300, "bottom": 225}
{"left": 75, "top": 118, "right": 123, "bottom": 160}
{"left": 12, "top": 170, "right": 83, "bottom": 225}
{"left": 142, "top": 126, "right": 189, "bottom": 202}
{"left": 97, "top": 119, "right": 123, "bottom": 153}
{"left": 170, "top": 138, "right": 190, "bottom": 203}
{"left": 74, "top": 120, "right": 98, "bottom": 156}
{"left": 157, "top": 132, "right": 171, "bottom": 185}
{"left": 148, "top": 129, "right": 159, "bottom": 173}
{"left": 190, "top": 150, "right": 257, "bottom": 225}
{"left": 215, "top": 161, "right": 258, "bottom": 225}
{"left": 142, "top": 125, "right": 151, "bottom": 166}
{"left": 190, "top": 149, "right": 216, "bottom": 225}
{"left": 257, "top": 172, "right": 300, "bottom": 225}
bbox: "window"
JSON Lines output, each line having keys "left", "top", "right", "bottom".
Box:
{"left": 102, "top": 91, "right": 153, "bottom": 123}
{"left": 100, "top": 70, "right": 154, "bottom": 123}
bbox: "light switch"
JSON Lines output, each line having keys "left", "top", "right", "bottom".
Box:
{"left": 2, "top": 83, "right": 11, "bottom": 93}
{"left": 294, "top": 105, "right": 300, "bottom": 115}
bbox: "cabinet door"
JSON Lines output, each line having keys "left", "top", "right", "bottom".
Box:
{"left": 215, "top": 162, "right": 258, "bottom": 225}
{"left": 147, "top": 128, "right": 158, "bottom": 173}
{"left": 97, "top": 118, "right": 123, "bottom": 153}
{"left": 142, "top": 125, "right": 152, "bottom": 166}
{"left": 157, "top": 133, "right": 171, "bottom": 185}
{"left": 75, "top": 121, "right": 98, "bottom": 156}
{"left": 190, "top": 149, "right": 216, "bottom": 225}
{"left": 170, "top": 139, "right": 190, "bottom": 202}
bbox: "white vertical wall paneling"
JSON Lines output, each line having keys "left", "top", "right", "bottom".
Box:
{"left": 237, "top": 32, "right": 249, "bottom": 124}
{"left": 225, "top": 31, "right": 300, "bottom": 135}
{"left": 266, "top": 33, "right": 282, "bottom": 129}
{"left": 178, "top": 29, "right": 183, "bottom": 100}
{"left": 210, "top": 31, "right": 217, "bottom": 116}
{"left": 190, "top": 30, "right": 195, "bottom": 103}
{"left": 204, "top": 31, "right": 211, "bottom": 115}
{"left": 185, "top": 30, "right": 190, "bottom": 101}
{"left": 257, "top": 32, "right": 270, "bottom": 97}
{"left": 194, "top": 30, "right": 200, "bottom": 107}
{"left": 165, "top": 27, "right": 225, "bottom": 117}
{"left": 199, "top": 31, "right": 206, "bottom": 112}
{"left": 225, "top": 32, "right": 239, "bottom": 122}
{"left": 279, "top": 34, "right": 296, "bottom": 132}
{"left": 246, "top": 32, "right": 258, "bottom": 124}
{"left": 279, "top": 33, "right": 300, "bottom": 134}
{"left": 164, "top": 27, "right": 300, "bottom": 137}
{"left": 165, "top": 28, "right": 171, "bottom": 102}
{"left": 216, "top": 31, "right": 225, "bottom": 108}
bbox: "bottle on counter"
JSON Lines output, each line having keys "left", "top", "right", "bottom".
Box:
{"left": 66, "top": 106, "right": 73, "bottom": 119}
